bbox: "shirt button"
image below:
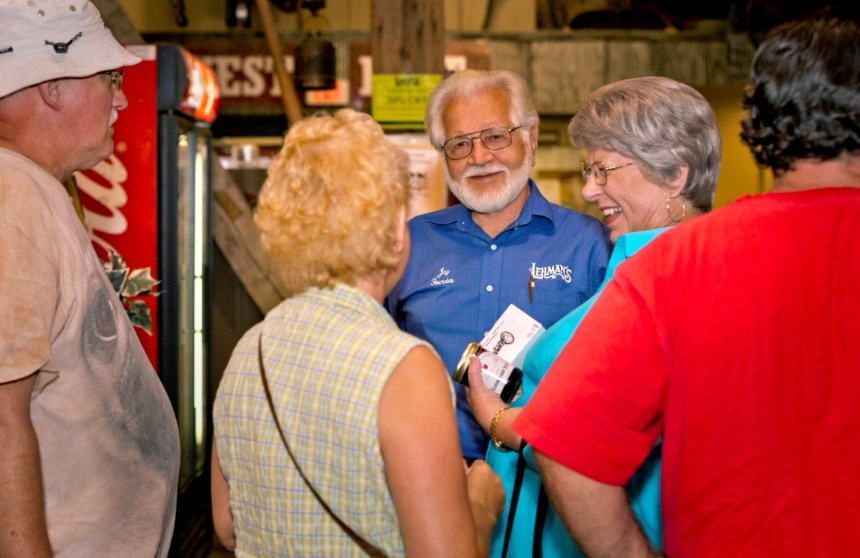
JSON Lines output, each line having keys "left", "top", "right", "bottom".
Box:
{"left": 486, "top": 285, "right": 494, "bottom": 292}
{"left": 490, "top": 244, "right": 497, "bottom": 251}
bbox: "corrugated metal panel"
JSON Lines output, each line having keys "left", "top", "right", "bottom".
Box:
{"left": 531, "top": 40, "right": 605, "bottom": 114}
{"left": 727, "top": 34, "right": 757, "bottom": 83}
{"left": 653, "top": 40, "right": 728, "bottom": 85}
{"left": 488, "top": 41, "right": 528, "bottom": 78}
{"left": 605, "top": 40, "right": 652, "bottom": 83}
{"left": 476, "top": 32, "right": 756, "bottom": 114}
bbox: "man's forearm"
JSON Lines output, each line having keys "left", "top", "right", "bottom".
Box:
{"left": 0, "top": 375, "right": 53, "bottom": 557}
{"left": 535, "top": 451, "right": 661, "bottom": 558}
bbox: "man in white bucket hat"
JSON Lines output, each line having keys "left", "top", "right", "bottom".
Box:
{"left": 0, "top": 1, "right": 179, "bottom": 557}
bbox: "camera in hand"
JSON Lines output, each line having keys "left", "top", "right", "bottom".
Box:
{"left": 453, "top": 341, "right": 523, "bottom": 404}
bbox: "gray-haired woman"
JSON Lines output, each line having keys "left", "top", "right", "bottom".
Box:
{"left": 466, "top": 76, "right": 721, "bottom": 558}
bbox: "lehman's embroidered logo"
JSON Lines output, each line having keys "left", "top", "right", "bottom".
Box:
{"left": 431, "top": 267, "right": 454, "bottom": 286}
{"left": 530, "top": 262, "right": 572, "bottom": 283}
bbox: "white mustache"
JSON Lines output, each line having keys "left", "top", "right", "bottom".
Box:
{"left": 109, "top": 109, "right": 118, "bottom": 126}
{"left": 463, "top": 163, "right": 508, "bottom": 178}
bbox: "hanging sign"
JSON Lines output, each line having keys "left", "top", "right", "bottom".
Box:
{"left": 371, "top": 73, "right": 442, "bottom": 123}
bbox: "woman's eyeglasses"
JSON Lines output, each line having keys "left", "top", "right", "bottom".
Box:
{"left": 581, "top": 161, "right": 633, "bottom": 185}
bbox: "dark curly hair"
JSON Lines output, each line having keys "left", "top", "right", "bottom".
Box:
{"left": 740, "top": 8, "right": 860, "bottom": 175}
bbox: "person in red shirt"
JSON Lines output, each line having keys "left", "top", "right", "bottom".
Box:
{"left": 515, "top": 7, "right": 860, "bottom": 558}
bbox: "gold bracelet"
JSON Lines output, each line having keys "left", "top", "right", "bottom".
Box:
{"left": 489, "top": 406, "right": 512, "bottom": 452}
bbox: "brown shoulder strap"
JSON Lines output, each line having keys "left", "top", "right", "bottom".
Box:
{"left": 257, "top": 334, "right": 385, "bottom": 557}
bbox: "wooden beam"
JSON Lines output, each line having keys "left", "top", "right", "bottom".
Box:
{"left": 90, "top": 0, "right": 144, "bottom": 44}
{"left": 256, "top": 0, "right": 305, "bottom": 126}
{"left": 372, "top": 0, "right": 445, "bottom": 74}
{"left": 211, "top": 162, "right": 289, "bottom": 314}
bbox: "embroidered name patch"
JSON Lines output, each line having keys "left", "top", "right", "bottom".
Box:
{"left": 431, "top": 267, "right": 454, "bottom": 286}
{"left": 530, "top": 262, "right": 572, "bottom": 283}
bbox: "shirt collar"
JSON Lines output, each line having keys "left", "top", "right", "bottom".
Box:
{"left": 614, "top": 227, "right": 671, "bottom": 259}
{"left": 423, "top": 180, "right": 558, "bottom": 232}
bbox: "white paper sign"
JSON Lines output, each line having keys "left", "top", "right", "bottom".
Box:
{"left": 479, "top": 304, "right": 545, "bottom": 368}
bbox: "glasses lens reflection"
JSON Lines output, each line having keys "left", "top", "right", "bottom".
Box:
{"left": 100, "top": 69, "right": 124, "bottom": 90}
{"left": 443, "top": 126, "right": 520, "bottom": 160}
{"left": 581, "top": 162, "right": 608, "bottom": 185}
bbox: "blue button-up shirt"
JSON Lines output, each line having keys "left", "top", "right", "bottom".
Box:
{"left": 386, "top": 181, "right": 611, "bottom": 458}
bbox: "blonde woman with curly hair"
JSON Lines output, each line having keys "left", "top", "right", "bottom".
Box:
{"left": 211, "top": 108, "right": 504, "bottom": 558}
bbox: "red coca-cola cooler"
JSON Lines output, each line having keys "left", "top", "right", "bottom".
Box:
{"left": 73, "top": 43, "right": 219, "bottom": 500}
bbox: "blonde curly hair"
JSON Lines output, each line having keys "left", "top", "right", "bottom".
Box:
{"left": 254, "top": 109, "right": 409, "bottom": 296}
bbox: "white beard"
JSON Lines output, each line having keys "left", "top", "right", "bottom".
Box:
{"left": 445, "top": 155, "right": 532, "bottom": 214}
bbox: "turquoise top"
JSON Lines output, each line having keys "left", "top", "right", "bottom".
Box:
{"left": 487, "top": 228, "right": 668, "bottom": 558}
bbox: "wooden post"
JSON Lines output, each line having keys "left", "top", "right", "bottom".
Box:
{"left": 90, "top": 0, "right": 144, "bottom": 44}
{"left": 256, "top": 0, "right": 305, "bottom": 126}
{"left": 372, "top": 0, "right": 445, "bottom": 75}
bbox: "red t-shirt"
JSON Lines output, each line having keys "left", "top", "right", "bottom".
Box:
{"left": 516, "top": 188, "right": 860, "bottom": 558}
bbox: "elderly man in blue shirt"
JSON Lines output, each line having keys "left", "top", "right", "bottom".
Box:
{"left": 386, "top": 69, "right": 611, "bottom": 460}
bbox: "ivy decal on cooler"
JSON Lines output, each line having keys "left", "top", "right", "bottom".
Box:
{"left": 103, "top": 249, "right": 160, "bottom": 334}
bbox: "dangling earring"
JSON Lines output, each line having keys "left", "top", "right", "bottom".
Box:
{"left": 666, "top": 194, "right": 686, "bottom": 224}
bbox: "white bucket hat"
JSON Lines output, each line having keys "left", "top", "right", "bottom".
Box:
{"left": 0, "top": 0, "right": 141, "bottom": 98}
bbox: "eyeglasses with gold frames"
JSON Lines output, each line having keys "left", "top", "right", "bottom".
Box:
{"left": 100, "top": 69, "right": 124, "bottom": 91}
{"left": 581, "top": 161, "right": 633, "bottom": 185}
{"left": 441, "top": 126, "right": 522, "bottom": 160}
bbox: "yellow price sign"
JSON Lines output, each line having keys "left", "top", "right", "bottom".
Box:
{"left": 371, "top": 74, "right": 443, "bottom": 123}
